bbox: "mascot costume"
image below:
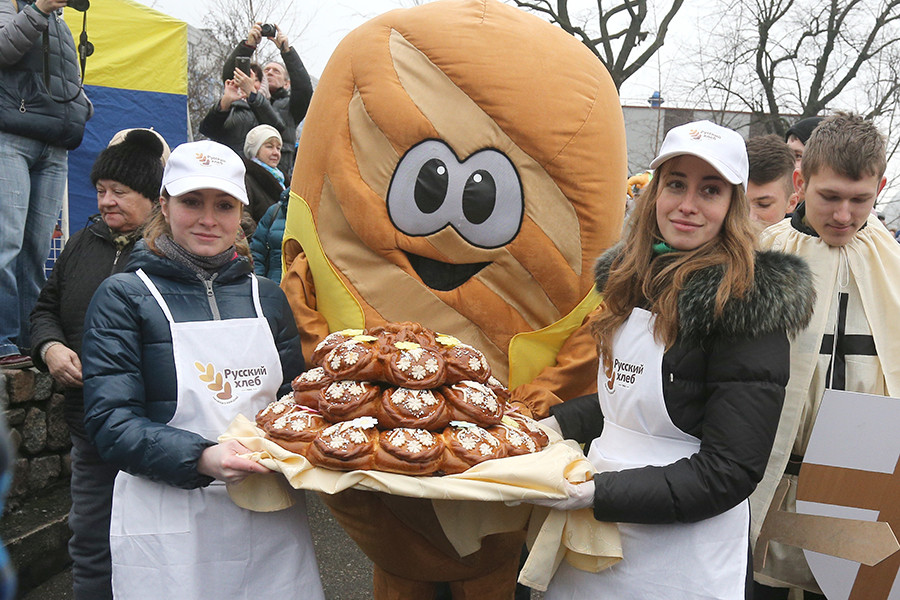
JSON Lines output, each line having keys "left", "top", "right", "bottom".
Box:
{"left": 280, "top": 0, "right": 626, "bottom": 596}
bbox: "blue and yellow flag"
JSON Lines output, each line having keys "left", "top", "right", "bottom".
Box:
{"left": 64, "top": 0, "right": 188, "bottom": 230}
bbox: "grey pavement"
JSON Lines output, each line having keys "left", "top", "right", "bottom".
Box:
{"left": 21, "top": 491, "right": 374, "bottom": 600}
{"left": 20, "top": 492, "right": 545, "bottom": 599}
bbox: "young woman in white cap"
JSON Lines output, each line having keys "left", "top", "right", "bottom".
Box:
{"left": 80, "top": 140, "right": 324, "bottom": 600}
{"left": 533, "top": 121, "right": 815, "bottom": 598}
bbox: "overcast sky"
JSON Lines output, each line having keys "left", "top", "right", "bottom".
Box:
{"left": 128, "top": 0, "right": 900, "bottom": 209}
{"left": 131, "top": 0, "right": 700, "bottom": 106}
{"left": 133, "top": 1, "right": 415, "bottom": 80}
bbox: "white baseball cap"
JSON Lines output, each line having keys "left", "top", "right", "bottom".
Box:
{"left": 649, "top": 120, "right": 749, "bottom": 191}
{"left": 161, "top": 140, "right": 249, "bottom": 205}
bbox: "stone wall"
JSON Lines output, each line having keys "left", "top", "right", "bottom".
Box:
{"left": 1, "top": 369, "right": 71, "bottom": 511}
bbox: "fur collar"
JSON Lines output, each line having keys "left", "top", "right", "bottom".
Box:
{"left": 594, "top": 245, "right": 816, "bottom": 340}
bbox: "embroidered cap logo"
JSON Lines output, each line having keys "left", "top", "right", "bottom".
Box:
{"left": 688, "top": 128, "right": 723, "bottom": 142}
{"left": 193, "top": 152, "right": 227, "bottom": 167}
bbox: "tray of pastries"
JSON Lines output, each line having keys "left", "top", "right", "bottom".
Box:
{"left": 255, "top": 322, "right": 549, "bottom": 476}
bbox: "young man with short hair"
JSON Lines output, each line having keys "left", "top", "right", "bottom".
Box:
{"left": 746, "top": 134, "right": 797, "bottom": 230}
{"left": 751, "top": 112, "right": 900, "bottom": 599}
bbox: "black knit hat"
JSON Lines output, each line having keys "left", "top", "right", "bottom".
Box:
{"left": 784, "top": 116, "right": 824, "bottom": 144}
{"left": 90, "top": 129, "right": 167, "bottom": 202}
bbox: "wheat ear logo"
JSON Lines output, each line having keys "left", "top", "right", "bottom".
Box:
{"left": 604, "top": 361, "right": 615, "bottom": 393}
{"left": 195, "top": 362, "right": 233, "bottom": 401}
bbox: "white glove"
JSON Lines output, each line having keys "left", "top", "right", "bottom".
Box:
{"left": 527, "top": 479, "right": 595, "bottom": 511}
{"left": 537, "top": 415, "right": 562, "bottom": 436}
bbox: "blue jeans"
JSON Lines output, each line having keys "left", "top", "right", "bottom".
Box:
{"left": 0, "top": 130, "right": 67, "bottom": 356}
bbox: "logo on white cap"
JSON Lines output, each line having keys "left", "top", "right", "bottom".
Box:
{"left": 649, "top": 120, "right": 749, "bottom": 191}
{"left": 194, "top": 152, "right": 226, "bottom": 167}
{"left": 161, "top": 140, "right": 249, "bottom": 205}
{"left": 688, "top": 128, "right": 722, "bottom": 142}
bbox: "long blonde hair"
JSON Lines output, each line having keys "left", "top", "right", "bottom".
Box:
{"left": 142, "top": 193, "right": 251, "bottom": 258}
{"left": 591, "top": 159, "right": 757, "bottom": 372}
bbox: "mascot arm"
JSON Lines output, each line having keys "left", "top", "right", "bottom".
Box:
{"left": 511, "top": 318, "right": 599, "bottom": 419}
{"left": 281, "top": 241, "right": 331, "bottom": 364}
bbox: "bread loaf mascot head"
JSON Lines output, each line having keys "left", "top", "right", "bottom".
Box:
{"left": 281, "top": 0, "right": 625, "bottom": 593}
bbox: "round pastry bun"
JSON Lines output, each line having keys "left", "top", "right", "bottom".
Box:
{"left": 306, "top": 418, "right": 379, "bottom": 471}
{"left": 440, "top": 423, "right": 506, "bottom": 475}
{"left": 376, "top": 387, "right": 450, "bottom": 430}
{"left": 442, "top": 381, "right": 503, "bottom": 426}
{"left": 318, "top": 380, "right": 381, "bottom": 422}
{"left": 374, "top": 428, "right": 446, "bottom": 475}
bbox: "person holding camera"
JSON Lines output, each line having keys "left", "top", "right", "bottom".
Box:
{"left": 198, "top": 37, "right": 286, "bottom": 158}
{"left": 221, "top": 22, "right": 313, "bottom": 180}
{"left": 0, "top": 0, "right": 92, "bottom": 369}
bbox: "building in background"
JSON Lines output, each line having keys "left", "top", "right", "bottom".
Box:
{"left": 622, "top": 99, "right": 790, "bottom": 176}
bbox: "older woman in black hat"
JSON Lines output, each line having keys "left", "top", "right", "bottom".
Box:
{"left": 29, "top": 128, "right": 168, "bottom": 600}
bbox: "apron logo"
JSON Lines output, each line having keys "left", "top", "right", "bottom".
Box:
{"left": 606, "top": 357, "right": 644, "bottom": 393}
{"left": 604, "top": 361, "right": 615, "bottom": 393}
{"left": 196, "top": 362, "right": 268, "bottom": 404}
{"left": 195, "top": 362, "right": 235, "bottom": 403}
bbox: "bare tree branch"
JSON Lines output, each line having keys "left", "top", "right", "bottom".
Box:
{"left": 697, "top": 0, "right": 900, "bottom": 136}
{"left": 507, "top": 0, "right": 685, "bottom": 90}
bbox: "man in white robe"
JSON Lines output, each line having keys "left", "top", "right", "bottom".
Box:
{"left": 752, "top": 112, "right": 900, "bottom": 599}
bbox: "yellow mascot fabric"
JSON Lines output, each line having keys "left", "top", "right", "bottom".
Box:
{"left": 280, "top": 0, "right": 626, "bottom": 595}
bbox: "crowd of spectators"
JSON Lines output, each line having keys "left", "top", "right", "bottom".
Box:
{"left": 4, "top": 5, "right": 900, "bottom": 600}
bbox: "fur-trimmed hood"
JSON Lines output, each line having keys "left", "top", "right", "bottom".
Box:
{"left": 594, "top": 245, "right": 816, "bottom": 341}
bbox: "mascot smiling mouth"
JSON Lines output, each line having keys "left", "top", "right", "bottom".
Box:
{"left": 404, "top": 252, "right": 490, "bottom": 291}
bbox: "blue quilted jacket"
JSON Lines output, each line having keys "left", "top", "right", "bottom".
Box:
{"left": 81, "top": 243, "right": 303, "bottom": 489}
{"left": 250, "top": 194, "right": 287, "bottom": 282}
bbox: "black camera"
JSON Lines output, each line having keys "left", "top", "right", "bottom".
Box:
{"left": 260, "top": 23, "right": 277, "bottom": 38}
{"left": 68, "top": 0, "right": 90, "bottom": 11}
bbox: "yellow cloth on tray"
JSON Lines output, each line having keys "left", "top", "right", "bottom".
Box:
{"left": 221, "top": 414, "right": 622, "bottom": 590}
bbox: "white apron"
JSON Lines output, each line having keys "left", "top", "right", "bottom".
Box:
{"left": 109, "top": 269, "right": 324, "bottom": 600}
{"left": 547, "top": 308, "right": 749, "bottom": 600}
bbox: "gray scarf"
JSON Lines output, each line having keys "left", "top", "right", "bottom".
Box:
{"left": 156, "top": 234, "right": 237, "bottom": 280}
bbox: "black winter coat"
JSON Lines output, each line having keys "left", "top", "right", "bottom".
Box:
{"left": 244, "top": 158, "right": 283, "bottom": 223}
{"left": 551, "top": 247, "right": 815, "bottom": 526}
{"left": 81, "top": 243, "right": 303, "bottom": 489}
{"left": 198, "top": 94, "right": 285, "bottom": 157}
{"left": 29, "top": 217, "right": 138, "bottom": 436}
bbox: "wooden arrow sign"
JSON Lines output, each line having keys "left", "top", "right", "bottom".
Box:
{"left": 763, "top": 389, "right": 900, "bottom": 600}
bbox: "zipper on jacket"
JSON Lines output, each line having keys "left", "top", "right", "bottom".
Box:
{"left": 19, "top": 100, "right": 26, "bottom": 113}
{"left": 202, "top": 274, "right": 222, "bottom": 320}
{"left": 110, "top": 248, "right": 122, "bottom": 275}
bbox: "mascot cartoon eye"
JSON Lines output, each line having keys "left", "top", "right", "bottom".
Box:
{"left": 462, "top": 171, "right": 495, "bottom": 225}
{"left": 414, "top": 159, "right": 448, "bottom": 214}
{"left": 387, "top": 139, "right": 523, "bottom": 249}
